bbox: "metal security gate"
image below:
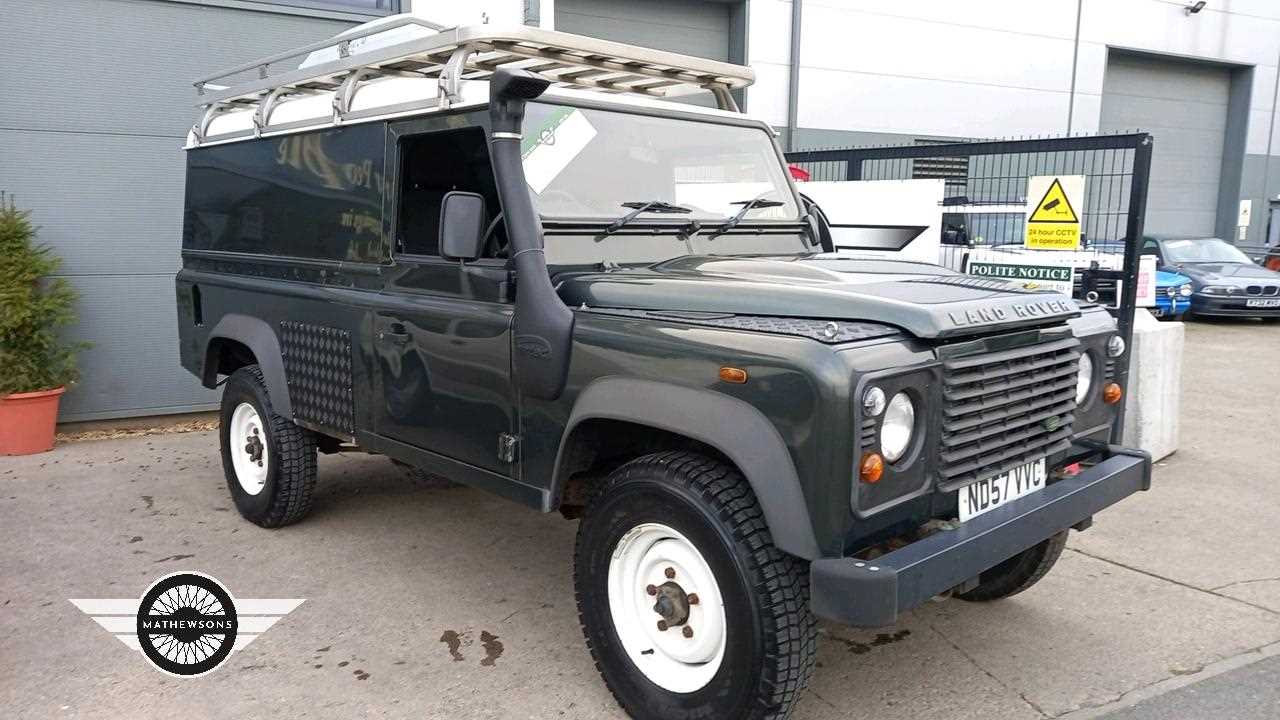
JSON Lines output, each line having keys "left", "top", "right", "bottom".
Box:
{"left": 786, "top": 133, "right": 1154, "bottom": 354}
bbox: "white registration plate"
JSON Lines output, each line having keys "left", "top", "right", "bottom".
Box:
{"left": 1246, "top": 298, "right": 1280, "bottom": 308}
{"left": 958, "top": 459, "right": 1046, "bottom": 522}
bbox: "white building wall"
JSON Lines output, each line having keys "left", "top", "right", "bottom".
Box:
{"left": 750, "top": 0, "right": 1280, "bottom": 150}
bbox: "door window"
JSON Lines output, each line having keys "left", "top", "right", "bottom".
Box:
{"left": 396, "top": 127, "right": 504, "bottom": 258}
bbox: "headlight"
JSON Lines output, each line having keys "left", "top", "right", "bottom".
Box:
{"left": 1076, "top": 352, "right": 1094, "bottom": 405}
{"left": 1179, "top": 284, "right": 1193, "bottom": 297}
{"left": 1164, "top": 286, "right": 1177, "bottom": 298}
{"left": 1202, "top": 286, "right": 1236, "bottom": 295}
{"left": 880, "top": 392, "right": 915, "bottom": 462}
{"left": 1106, "top": 335, "right": 1125, "bottom": 358}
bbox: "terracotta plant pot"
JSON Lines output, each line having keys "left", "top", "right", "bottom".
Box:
{"left": 0, "top": 386, "right": 65, "bottom": 455}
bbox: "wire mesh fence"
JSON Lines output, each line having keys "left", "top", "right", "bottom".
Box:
{"left": 786, "top": 133, "right": 1154, "bottom": 354}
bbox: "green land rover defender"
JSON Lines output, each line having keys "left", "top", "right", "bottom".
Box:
{"left": 176, "top": 19, "right": 1149, "bottom": 720}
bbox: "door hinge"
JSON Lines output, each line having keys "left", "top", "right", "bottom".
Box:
{"left": 497, "top": 433, "right": 519, "bottom": 464}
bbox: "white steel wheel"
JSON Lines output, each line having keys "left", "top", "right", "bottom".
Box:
{"left": 607, "top": 522, "right": 727, "bottom": 693}
{"left": 228, "top": 402, "right": 269, "bottom": 495}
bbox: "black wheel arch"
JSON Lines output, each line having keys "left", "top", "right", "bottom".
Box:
{"left": 203, "top": 313, "right": 293, "bottom": 419}
{"left": 551, "top": 377, "right": 822, "bottom": 560}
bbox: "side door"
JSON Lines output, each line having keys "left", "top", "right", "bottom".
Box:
{"left": 371, "top": 119, "right": 518, "bottom": 476}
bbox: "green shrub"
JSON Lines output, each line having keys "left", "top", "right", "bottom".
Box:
{"left": 0, "top": 193, "right": 85, "bottom": 395}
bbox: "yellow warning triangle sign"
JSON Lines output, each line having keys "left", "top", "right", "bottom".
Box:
{"left": 1028, "top": 178, "right": 1079, "bottom": 223}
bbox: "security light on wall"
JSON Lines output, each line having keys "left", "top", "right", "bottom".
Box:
{"left": 1184, "top": 1, "right": 1207, "bottom": 15}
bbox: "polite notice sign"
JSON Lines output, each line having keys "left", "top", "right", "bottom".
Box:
{"left": 1024, "top": 175, "right": 1084, "bottom": 250}
{"left": 968, "top": 261, "right": 1075, "bottom": 294}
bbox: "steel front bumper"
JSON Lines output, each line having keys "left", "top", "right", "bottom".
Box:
{"left": 810, "top": 446, "right": 1151, "bottom": 627}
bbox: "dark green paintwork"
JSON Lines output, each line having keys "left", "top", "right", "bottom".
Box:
{"left": 176, "top": 107, "right": 1123, "bottom": 560}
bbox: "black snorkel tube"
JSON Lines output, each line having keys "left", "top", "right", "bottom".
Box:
{"left": 488, "top": 68, "right": 575, "bottom": 401}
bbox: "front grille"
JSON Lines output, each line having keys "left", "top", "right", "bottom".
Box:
{"left": 1246, "top": 285, "right": 1279, "bottom": 296}
{"left": 938, "top": 334, "right": 1081, "bottom": 487}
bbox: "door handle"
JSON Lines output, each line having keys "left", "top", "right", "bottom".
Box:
{"left": 379, "top": 323, "right": 410, "bottom": 345}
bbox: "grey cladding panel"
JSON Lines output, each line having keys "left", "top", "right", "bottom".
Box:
{"left": 1100, "top": 52, "right": 1230, "bottom": 236}
{"left": 555, "top": 0, "right": 732, "bottom": 62}
{"left": 0, "top": 129, "right": 185, "bottom": 277}
{"left": 0, "top": 0, "right": 353, "bottom": 137}
{"left": 57, "top": 274, "right": 219, "bottom": 421}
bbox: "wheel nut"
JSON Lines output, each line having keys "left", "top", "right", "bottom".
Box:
{"left": 687, "top": 593, "right": 699, "bottom": 605}
{"left": 682, "top": 626, "right": 694, "bottom": 638}
{"left": 664, "top": 567, "right": 676, "bottom": 579}
{"left": 646, "top": 584, "right": 657, "bottom": 596}
{"left": 657, "top": 620, "right": 669, "bottom": 632}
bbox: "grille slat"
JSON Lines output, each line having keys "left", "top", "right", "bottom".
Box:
{"left": 938, "top": 333, "right": 1081, "bottom": 486}
{"left": 943, "top": 400, "right": 1076, "bottom": 448}
{"left": 944, "top": 349, "right": 1079, "bottom": 389}
{"left": 944, "top": 376, "right": 1076, "bottom": 420}
{"left": 944, "top": 354, "right": 1079, "bottom": 402}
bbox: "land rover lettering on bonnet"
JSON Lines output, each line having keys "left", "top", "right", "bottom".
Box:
{"left": 175, "top": 16, "right": 1149, "bottom": 720}
{"left": 946, "top": 298, "right": 1077, "bottom": 328}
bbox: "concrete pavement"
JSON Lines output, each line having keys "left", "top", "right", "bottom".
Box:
{"left": 1, "top": 320, "right": 1278, "bottom": 719}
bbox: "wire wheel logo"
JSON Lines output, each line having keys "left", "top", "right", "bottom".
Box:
{"left": 136, "top": 572, "right": 238, "bottom": 676}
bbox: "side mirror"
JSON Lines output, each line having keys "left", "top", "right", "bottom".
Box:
{"left": 439, "top": 191, "right": 486, "bottom": 261}
{"left": 799, "top": 194, "right": 834, "bottom": 253}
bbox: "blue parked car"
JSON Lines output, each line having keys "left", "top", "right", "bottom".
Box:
{"left": 1152, "top": 270, "right": 1192, "bottom": 319}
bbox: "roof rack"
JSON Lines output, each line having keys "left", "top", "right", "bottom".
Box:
{"left": 192, "top": 16, "right": 753, "bottom": 141}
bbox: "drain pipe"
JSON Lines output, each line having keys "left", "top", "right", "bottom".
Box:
{"left": 785, "top": 0, "right": 803, "bottom": 152}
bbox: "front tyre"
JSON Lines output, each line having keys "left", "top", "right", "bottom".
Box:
{"left": 574, "top": 452, "right": 816, "bottom": 720}
{"left": 219, "top": 365, "right": 317, "bottom": 528}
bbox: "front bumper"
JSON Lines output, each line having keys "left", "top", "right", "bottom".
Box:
{"left": 810, "top": 445, "right": 1151, "bottom": 627}
{"left": 1152, "top": 296, "right": 1189, "bottom": 317}
{"left": 1191, "top": 295, "right": 1280, "bottom": 317}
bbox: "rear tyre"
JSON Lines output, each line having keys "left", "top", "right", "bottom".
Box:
{"left": 219, "top": 365, "right": 318, "bottom": 528}
{"left": 574, "top": 451, "right": 816, "bottom": 720}
{"left": 955, "top": 530, "right": 1068, "bottom": 602}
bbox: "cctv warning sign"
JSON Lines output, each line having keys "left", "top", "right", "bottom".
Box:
{"left": 1024, "top": 175, "right": 1084, "bottom": 250}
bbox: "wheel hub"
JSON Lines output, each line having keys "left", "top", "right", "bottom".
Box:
{"left": 243, "top": 430, "right": 264, "bottom": 466}
{"left": 651, "top": 581, "right": 690, "bottom": 626}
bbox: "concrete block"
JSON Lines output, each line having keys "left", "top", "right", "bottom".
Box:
{"left": 1121, "top": 309, "right": 1183, "bottom": 460}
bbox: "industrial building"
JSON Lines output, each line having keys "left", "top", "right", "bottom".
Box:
{"left": 4, "top": 0, "right": 1278, "bottom": 420}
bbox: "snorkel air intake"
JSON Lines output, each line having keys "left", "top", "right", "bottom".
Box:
{"left": 488, "top": 68, "right": 575, "bottom": 401}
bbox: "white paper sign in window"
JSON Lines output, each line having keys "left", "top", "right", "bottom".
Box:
{"left": 521, "top": 107, "right": 597, "bottom": 194}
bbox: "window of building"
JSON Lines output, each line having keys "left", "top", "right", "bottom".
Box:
{"left": 396, "top": 128, "right": 502, "bottom": 258}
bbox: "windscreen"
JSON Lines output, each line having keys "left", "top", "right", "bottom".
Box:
{"left": 1163, "top": 238, "right": 1252, "bottom": 264}
{"left": 521, "top": 103, "right": 799, "bottom": 222}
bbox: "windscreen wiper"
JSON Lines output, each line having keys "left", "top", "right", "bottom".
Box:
{"left": 600, "top": 200, "right": 693, "bottom": 237}
{"left": 707, "top": 194, "right": 786, "bottom": 240}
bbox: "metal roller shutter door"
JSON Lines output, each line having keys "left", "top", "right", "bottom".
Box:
{"left": 1100, "top": 53, "right": 1231, "bottom": 237}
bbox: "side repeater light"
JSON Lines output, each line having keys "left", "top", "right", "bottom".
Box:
{"left": 719, "top": 366, "right": 748, "bottom": 384}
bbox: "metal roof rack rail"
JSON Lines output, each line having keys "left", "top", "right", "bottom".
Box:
{"left": 191, "top": 15, "right": 753, "bottom": 141}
